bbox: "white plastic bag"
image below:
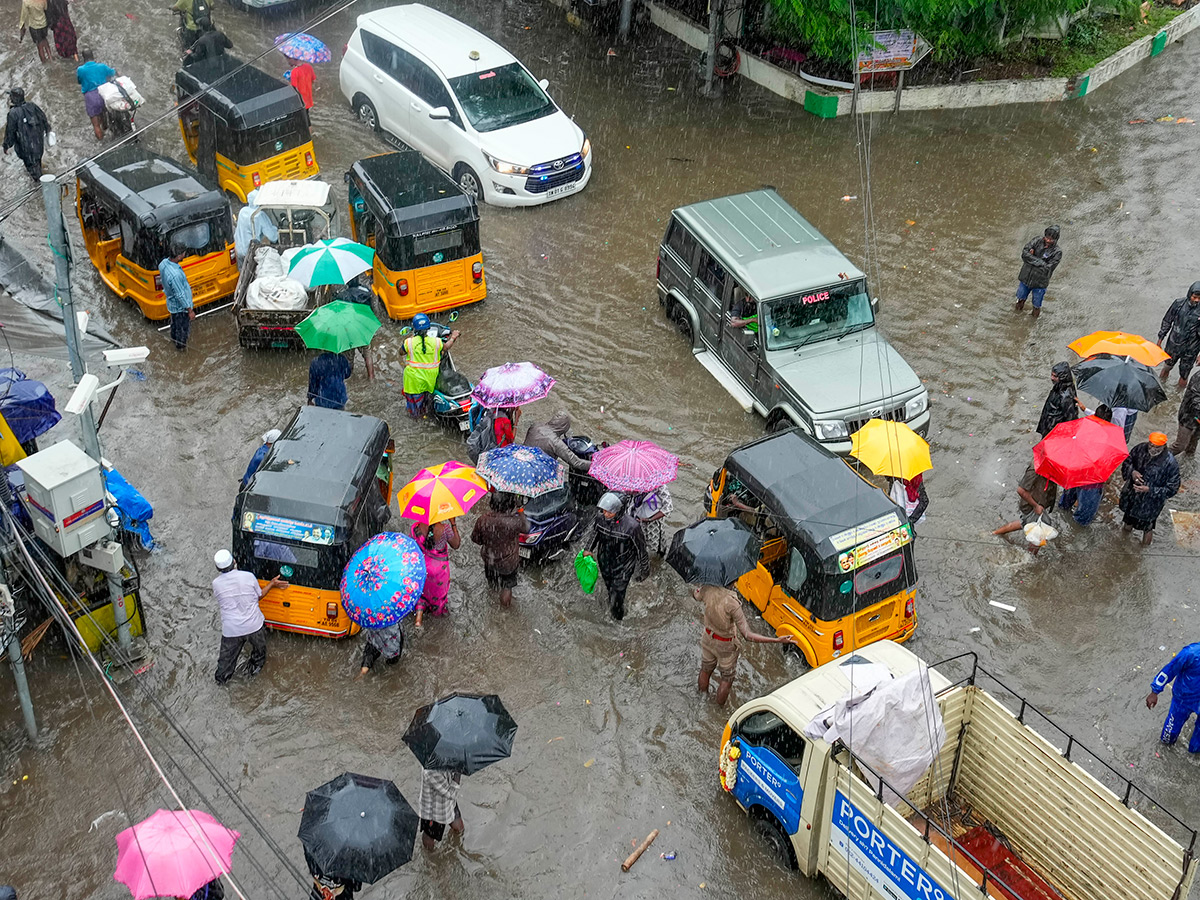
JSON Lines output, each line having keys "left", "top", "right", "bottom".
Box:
{"left": 98, "top": 77, "right": 144, "bottom": 112}
{"left": 46, "top": 131, "right": 56, "bottom": 148}
{"left": 1023, "top": 517, "right": 1059, "bottom": 547}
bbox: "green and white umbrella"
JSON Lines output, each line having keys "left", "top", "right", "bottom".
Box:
{"left": 287, "top": 238, "right": 375, "bottom": 288}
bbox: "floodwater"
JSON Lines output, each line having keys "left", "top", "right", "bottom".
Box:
{"left": 2, "top": 0, "right": 1200, "bottom": 897}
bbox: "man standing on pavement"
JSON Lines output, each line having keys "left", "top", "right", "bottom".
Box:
{"left": 1119, "top": 432, "right": 1179, "bottom": 546}
{"left": 76, "top": 50, "right": 115, "bottom": 141}
{"left": 695, "top": 582, "right": 793, "bottom": 706}
{"left": 1158, "top": 282, "right": 1200, "bottom": 388}
{"left": 1146, "top": 643, "right": 1200, "bottom": 753}
{"left": 1170, "top": 370, "right": 1200, "bottom": 456}
{"left": 418, "top": 767, "right": 465, "bottom": 850}
{"left": 3, "top": 88, "right": 50, "bottom": 181}
{"left": 1014, "top": 225, "right": 1062, "bottom": 319}
{"left": 992, "top": 460, "right": 1058, "bottom": 555}
{"left": 581, "top": 492, "right": 648, "bottom": 621}
{"left": 159, "top": 247, "right": 195, "bottom": 350}
{"left": 211, "top": 549, "right": 286, "bottom": 684}
{"left": 469, "top": 491, "right": 527, "bottom": 609}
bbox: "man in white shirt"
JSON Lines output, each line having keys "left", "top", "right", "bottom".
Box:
{"left": 212, "top": 548, "right": 286, "bottom": 684}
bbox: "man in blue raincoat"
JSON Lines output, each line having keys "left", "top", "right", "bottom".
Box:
{"left": 1146, "top": 642, "right": 1200, "bottom": 752}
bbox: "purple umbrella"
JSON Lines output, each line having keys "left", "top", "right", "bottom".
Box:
{"left": 274, "top": 33, "right": 333, "bottom": 64}
{"left": 589, "top": 440, "right": 679, "bottom": 492}
{"left": 340, "top": 532, "right": 426, "bottom": 627}
{"left": 471, "top": 362, "right": 556, "bottom": 409}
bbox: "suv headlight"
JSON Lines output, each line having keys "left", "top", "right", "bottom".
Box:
{"left": 483, "top": 152, "right": 529, "bottom": 176}
{"left": 814, "top": 420, "right": 849, "bottom": 441}
{"left": 905, "top": 391, "right": 929, "bottom": 420}
{"left": 581, "top": 137, "right": 591, "bottom": 159}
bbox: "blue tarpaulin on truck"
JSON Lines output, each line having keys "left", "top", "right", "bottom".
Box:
{"left": 0, "top": 368, "right": 61, "bottom": 445}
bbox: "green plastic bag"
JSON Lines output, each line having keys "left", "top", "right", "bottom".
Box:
{"left": 574, "top": 550, "right": 599, "bottom": 594}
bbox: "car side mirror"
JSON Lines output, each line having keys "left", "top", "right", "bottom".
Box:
{"left": 871, "top": 297, "right": 880, "bottom": 311}
{"left": 429, "top": 106, "right": 452, "bottom": 121}
{"left": 538, "top": 78, "right": 550, "bottom": 90}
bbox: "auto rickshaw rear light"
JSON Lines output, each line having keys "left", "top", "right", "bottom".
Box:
{"left": 305, "top": 151, "right": 314, "bottom": 168}
{"left": 398, "top": 279, "right": 409, "bottom": 296}
{"left": 252, "top": 172, "right": 262, "bottom": 188}
{"left": 472, "top": 262, "right": 483, "bottom": 283}
{"left": 905, "top": 597, "right": 914, "bottom": 618}
{"left": 228, "top": 247, "right": 236, "bottom": 264}
{"left": 153, "top": 273, "right": 163, "bottom": 292}
{"left": 832, "top": 630, "right": 844, "bottom": 650}
{"left": 326, "top": 602, "right": 338, "bottom": 619}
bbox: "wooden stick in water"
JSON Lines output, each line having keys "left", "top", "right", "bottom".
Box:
{"left": 621, "top": 829, "right": 659, "bottom": 872}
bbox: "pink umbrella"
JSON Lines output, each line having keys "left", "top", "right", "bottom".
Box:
{"left": 589, "top": 440, "right": 679, "bottom": 492}
{"left": 114, "top": 809, "right": 240, "bottom": 900}
{"left": 471, "top": 362, "right": 556, "bottom": 408}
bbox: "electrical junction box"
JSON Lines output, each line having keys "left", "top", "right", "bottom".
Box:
{"left": 79, "top": 540, "right": 125, "bottom": 575}
{"left": 16, "top": 439, "right": 109, "bottom": 558}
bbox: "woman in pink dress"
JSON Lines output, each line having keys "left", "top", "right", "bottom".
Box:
{"left": 413, "top": 518, "right": 460, "bottom": 626}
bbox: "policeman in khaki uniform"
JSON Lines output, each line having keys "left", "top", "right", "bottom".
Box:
{"left": 695, "top": 583, "right": 793, "bottom": 706}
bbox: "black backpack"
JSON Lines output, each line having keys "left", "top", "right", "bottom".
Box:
{"left": 192, "top": 0, "right": 212, "bottom": 31}
{"left": 465, "top": 409, "right": 499, "bottom": 464}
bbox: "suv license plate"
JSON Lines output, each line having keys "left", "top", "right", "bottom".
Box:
{"left": 271, "top": 340, "right": 289, "bottom": 348}
{"left": 545, "top": 182, "right": 577, "bottom": 199}
{"left": 518, "top": 547, "right": 531, "bottom": 559}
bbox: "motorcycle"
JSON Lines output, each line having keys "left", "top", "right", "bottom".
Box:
{"left": 423, "top": 318, "right": 479, "bottom": 435}
{"left": 518, "top": 436, "right": 604, "bottom": 563}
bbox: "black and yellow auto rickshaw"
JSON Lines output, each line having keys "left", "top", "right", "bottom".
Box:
{"left": 75, "top": 146, "right": 238, "bottom": 320}
{"left": 231, "top": 406, "right": 394, "bottom": 638}
{"left": 346, "top": 152, "right": 485, "bottom": 321}
{"left": 175, "top": 55, "right": 318, "bottom": 202}
{"left": 707, "top": 429, "right": 917, "bottom": 667}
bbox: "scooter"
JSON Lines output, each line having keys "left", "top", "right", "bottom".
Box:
{"left": 423, "top": 317, "right": 479, "bottom": 434}
{"left": 518, "top": 436, "right": 603, "bottom": 563}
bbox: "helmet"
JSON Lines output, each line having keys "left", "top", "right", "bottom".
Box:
{"left": 1189, "top": 281, "right": 1200, "bottom": 297}
{"left": 412, "top": 313, "right": 431, "bottom": 333}
{"left": 598, "top": 493, "right": 624, "bottom": 514}
{"left": 1044, "top": 225, "right": 1060, "bottom": 240}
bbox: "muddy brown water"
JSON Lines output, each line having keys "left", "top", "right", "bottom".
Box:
{"left": 2, "top": 1, "right": 1200, "bottom": 897}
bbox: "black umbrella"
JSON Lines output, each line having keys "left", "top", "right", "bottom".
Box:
{"left": 1073, "top": 353, "right": 1168, "bottom": 412}
{"left": 298, "top": 772, "right": 418, "bottom": 883}
{"left": 402, "top": 693, "right": 517, "bottom": 776}
{"left": 666, "top": 518, "right": 761, "bottom": 586}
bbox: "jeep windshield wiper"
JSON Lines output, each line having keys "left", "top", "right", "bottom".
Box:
{"left": 836, "top": 322, "right": 873, "bottom": 341}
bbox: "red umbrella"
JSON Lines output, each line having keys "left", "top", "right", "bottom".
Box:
{"left": 1033, "top": 416, "right": 1128, "bottom": 489}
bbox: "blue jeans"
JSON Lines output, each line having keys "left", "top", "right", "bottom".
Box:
{"left": 1016, "top": 282, "right": 1047, "bottom": 308}
{"left": 1060, "top": 485, "right": 1102, "bottom": 525}
{"left": 1161, "top": 697, "right": 1200, "bottom": 752}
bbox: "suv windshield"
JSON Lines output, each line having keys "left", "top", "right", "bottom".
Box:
{"left": 448, "top": 63, "right": 555, "bottom": 133}
{"left": 761, "top": 278, "right": 873, "bottom": 351}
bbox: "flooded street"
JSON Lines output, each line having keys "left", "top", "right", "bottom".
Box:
{"left": 2, "top": 0, "right": 1200, "bottom": 896}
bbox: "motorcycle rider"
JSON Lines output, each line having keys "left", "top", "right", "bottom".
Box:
{"left": 401, "top": 313, "right": 458, "bottom": 418}
{"left": 171, "top": 0, "right": 212, "bottom": 51}
{"left": 524, "top": 410, "right": 591, "bottom": 473}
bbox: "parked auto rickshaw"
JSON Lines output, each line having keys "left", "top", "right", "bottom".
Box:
{"left": 707, "top": 429, "right": 917, "bottom": 667}
{"left": 75, "top": 146, "right": 238, "bottom": 320}
{"left": 231, "top": 406, "right": 394, "bottom": 638}
{"left": 346, "top": 151, "right": 485, "bottom": 321}
{"left": 175, "top": 55, "right": 318, "bottom": 202}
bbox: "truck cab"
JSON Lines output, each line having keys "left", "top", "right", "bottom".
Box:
{"left": 657, "top": 189, "right": 930, "bottom": 454}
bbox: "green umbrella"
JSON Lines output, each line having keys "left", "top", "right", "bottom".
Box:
{"left": 295, "top": 301, "right": 382, "bottom": 353}
{"left": 287, "top": 238, "right": 376, "bottom": 288}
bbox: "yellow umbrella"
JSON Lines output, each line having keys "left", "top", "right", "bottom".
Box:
{"left": 849, "top": 419, "right": 932, "bottom": 481}
{"left": 1067, "top": 331, "right": 1169, "bottom": 367}
{"left": 395, "top": 461, "right": 489, "bottom": 525}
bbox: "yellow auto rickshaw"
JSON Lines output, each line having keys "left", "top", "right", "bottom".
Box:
{"left": 346, "top": 151, "right": 485, "bottom": 321}
{"left": 75, "top": 146, "right": 238, "bottom": 320}
{"left": 708, "top": 429, "right": 917, "bottom": 667}
{"left": 231, "top": 406, "right": 394, "bottom": 638}
{"left": 176, "top": 55, "right": 318, "bottom": 202}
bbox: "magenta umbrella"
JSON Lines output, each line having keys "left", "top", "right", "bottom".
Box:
{"left": 114, "top": 809, "right": 240, "bottom": 900}
{"left": 589, "top": 440, "right": 679, "bottom": 492}
{"left": 471, "top": 361, "right": 556, "bottom": 408}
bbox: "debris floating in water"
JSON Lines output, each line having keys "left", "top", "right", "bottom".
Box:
{"left": 989, "top": 601, "right": 1016, "bottom": 612}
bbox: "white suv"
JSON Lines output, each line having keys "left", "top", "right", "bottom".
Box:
{"left": 339, "top": 4, "right": 593, "bottom": 207}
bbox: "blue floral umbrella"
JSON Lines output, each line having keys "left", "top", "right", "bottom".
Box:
{"left": 274, "top": 33, "right": 333, "bottom": 64}
{"left": 475, "top": 445, "right": 567, "bottom": 498}
{"left": 340, "top": 533, "right": 426, "bottom": 628}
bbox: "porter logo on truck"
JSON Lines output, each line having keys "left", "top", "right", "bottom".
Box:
{"left": 830, "top": 791, "right": 953, "bottom": 900}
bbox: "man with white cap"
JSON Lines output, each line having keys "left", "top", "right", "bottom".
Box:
{"left": 241, "top": 428, "right": 281, "bottom": 489}
{"left": 581, "top": 493, "right": 648, "bottom": 621}
{"left": 212, "top": 549, "right": 286, "bottom": 683}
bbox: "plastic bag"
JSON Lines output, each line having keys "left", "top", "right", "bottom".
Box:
{"left": 574, "top": 550, "right": 599, "bottom": 594}
{"left": 46, "top": 131, "right": 56, "bottom": 148}
{"left": 1023, "top": 516, "right": 1059, "bottom": 547}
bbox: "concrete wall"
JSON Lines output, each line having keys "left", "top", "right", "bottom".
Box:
{"left": 636, "top": 0, "right": 1200, "bottom": 116}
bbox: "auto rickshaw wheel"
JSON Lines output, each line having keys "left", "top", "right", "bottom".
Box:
{"left": 354, "top": 96, "right": 380, "bottom": 133}
{"left": 453, "top": 164, "right": 482, "bottom": 201}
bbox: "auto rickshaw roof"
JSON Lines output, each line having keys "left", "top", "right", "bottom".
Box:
{"left": 240, "top": 406, "right": 389, "bottom": 531}
{"left": 723, "top": 429, "right": 905, "bottom": 557}
{"left": 78, "top": 146, "right": 229, "bottom": 230}
{"left": 350, "top": 152, "right": 478, "bottom": 236}
{"left": 175, "top": 55, "right": 306, "bottom": 129}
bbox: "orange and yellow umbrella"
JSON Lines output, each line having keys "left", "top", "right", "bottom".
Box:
{"left": 1068, "top": 331, "right": 1169, "bottom": 367}
{"left": 396, "top": 461, "right": 489, "bottom": 525}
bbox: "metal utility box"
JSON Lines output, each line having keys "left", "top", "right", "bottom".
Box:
{"left": 16, "top": 440, "right": 109, "bottom": 557}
